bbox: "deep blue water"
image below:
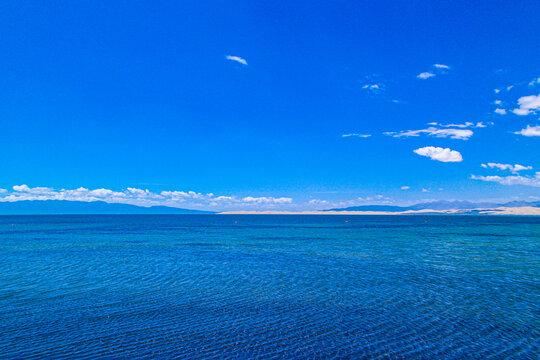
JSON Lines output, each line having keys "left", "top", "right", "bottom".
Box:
{"left": 0, "top": 215, "right": 538, "bottom": 359}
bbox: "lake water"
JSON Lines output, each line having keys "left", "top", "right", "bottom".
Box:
{"left": 0, "top": 215, "right": 538, "bottom": 359}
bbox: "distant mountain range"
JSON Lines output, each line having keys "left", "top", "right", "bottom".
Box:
{"left": 326, "top": 200, "right": 540, "bottom": 212}
{"left": 1, "top": 199, "right": 538, "bottom": 216}
{"left": 0, "top": 200, "right": 214, "bottom": 215}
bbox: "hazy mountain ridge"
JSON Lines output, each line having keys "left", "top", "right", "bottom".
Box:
{"left": 327, "top": 200, "right": 540, "bottom": 212}
{"left": 0, "top": 200, "right": 214, "bottom": 215}
{"left": 1, "top": 199, "right": 539, "bottom": 215}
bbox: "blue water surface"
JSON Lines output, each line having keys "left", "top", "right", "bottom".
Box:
{"left": 0, "top": 215, "right": 538, "bottom": 359}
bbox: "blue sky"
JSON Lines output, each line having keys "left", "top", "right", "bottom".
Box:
{"left": 1, "top": 1, "right": 539, "bottom": 210}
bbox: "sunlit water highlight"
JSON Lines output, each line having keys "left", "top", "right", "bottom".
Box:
{"left": 0, "top": 215, "right": 538, "bottom": 358}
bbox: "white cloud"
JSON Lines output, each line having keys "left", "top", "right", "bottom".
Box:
{"left": 417, "top": 72, "right": 435, "bottom": 79}
{"left": 6, "top": 185, "right": 130, "bottom": 203}
{"left": 529, "top": 77, "right": 540, "bottom": 87}
{"left": 512, "top": 94, "right": 540, "bottom": 115}
{"left": 494, "top": 108, "right": 506, "bottom": 115}
{"left": 417, "top": 64, "right": 449, "bottom": 79}
{"left": 362, "top": 84, "right": 379, "bottom": 89}
{"left": 13, "top": 185, "right": 56, "bottom": 194}
{"left": 494, "top": 89, "right": 501, "bottom": 94}
{"left": 475, "top": 122, "right": 490, "bottom": 128}
{"left": 13, "top": 185, "right": 29, "bottom": 192}
{"left": 308, "top": 199, "right": 329, "bottom": 205}
{"left": 471, "top": 173, "right": 540, "bottom": 187}
{"left": 413, "top": 146, "right": 463, "bottom": 162}
{"left": 361, "top": 84, "right": 383, "bottom": 92}
{"left": 481, "top": 163, "right": 532, "bottom": 174}
{"left": 422, "top": 188, "right": 429, "bottom": 192}
{"left": 89, "top": 188, "right": 118, "bottom": 197}
{"left": 385, "top": 127, "right": 473, "bottom": 140}
{"left": 241, "top": 196, "right": 292, "bottom": 204}
{"left": 494, "top": 100, "right": 502, "bottom": 105}
{"left": 400, "top": 186, "right": 410, "bottom": 190}
{"left": 342, "top": 133, "right": 371, "bottom": 138}
{"left": 514, "top": 125, "right": 540, "bottom": 137}
{"left": 225, "top": 55, "right": 248, "bottom": 65}
{"left": 427, "top": 122, "right": 471, "bottom": 128}
{"left": 213, "top": 196, "right": 233, "bottom": 201}
{"left": 427, "top": 122, "right": 489, "bottom": 128}
{"left": 0, "top": 188, "right": 6, "bottom": 193}
{"left": 160, "top": 190, "right": 209, "bottom": 201}
{"left": 433, "top": 64, "right": 450, "bottom": 69}
{"left": 0, "top": 185, "right": 295, "bottom": 210}
{"left": 506, "top": 85, "right": 514, "bottom": 91}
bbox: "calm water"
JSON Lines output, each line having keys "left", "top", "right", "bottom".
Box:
{"left": 0, "top": 215, "right": 538, "bottom": 359}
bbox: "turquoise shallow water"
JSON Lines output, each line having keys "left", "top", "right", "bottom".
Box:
{"left": 0, "top": 215, "right": 538, "bottom": 359}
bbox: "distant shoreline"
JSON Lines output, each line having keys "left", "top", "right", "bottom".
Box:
{"left": 0, "top": 206, "right": 539, "bottom": 216}
{"left": 219, "top": 207, "right": 540, "bottom": 216}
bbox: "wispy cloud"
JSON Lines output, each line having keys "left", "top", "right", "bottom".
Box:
{"left": 514, "top": 125, "right": 540, "bottom": 137}
{"left": 512, "top": 94, "right": 540, "bottom": 115}
{"left": 471, "top": 173, "right": 540, "bottom": 187}
{"left": 427, "top": 122, "right": 488, "bottom": 128}
{"left": 0, "top": 185, "right": 294, "bottom": 210}
{"left": 308, "top": 199, "right": 329, "bottom": 205}
{"left": 400, "top": 186, "right": 410, "bottom": 190}
{"left": 342, "top": 133, "right": 371, "bottom": 138}
{"left": 417, "top": 64, "right": 450, "bottom": 79}
{"left": 225, "top": 55, "right": 248, "bottom": 65}
{"left": 385, "top": 127, "right": 473, "bottom": 140}
{"left": 357, "top": 195, "right": 393, "bottom": 203}
{"left": 481, "top": 163, "right": 532, "bottom": 174}
{"left": 361, "top": 83, "right": 383, "bottom": 92}
{"left": 475, "top": 122, "right": 490, "bottom": 128}
{"left": 241, "top": 196, "right": 292, "bottom": 204}
{"left": 417, "top": 72, "right": 435, "bottom": 79}
{"left": 529, "top": 77, "right": 540, "bottom": 87}
{"left": 494, "top": 108, "right": 506, "bottom": 115}
{"left": 433, "top": 64, "right": 450, "bottom": 69}
{"left": 494, "top": 85, "right": 515, "bottom": 94}
{"left": 414, "top": 146, "right": 463, "bottom": 162}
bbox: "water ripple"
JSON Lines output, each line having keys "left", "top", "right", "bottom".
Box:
{"left": 0, "top": 215, "right": 538, "bottom": 359}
